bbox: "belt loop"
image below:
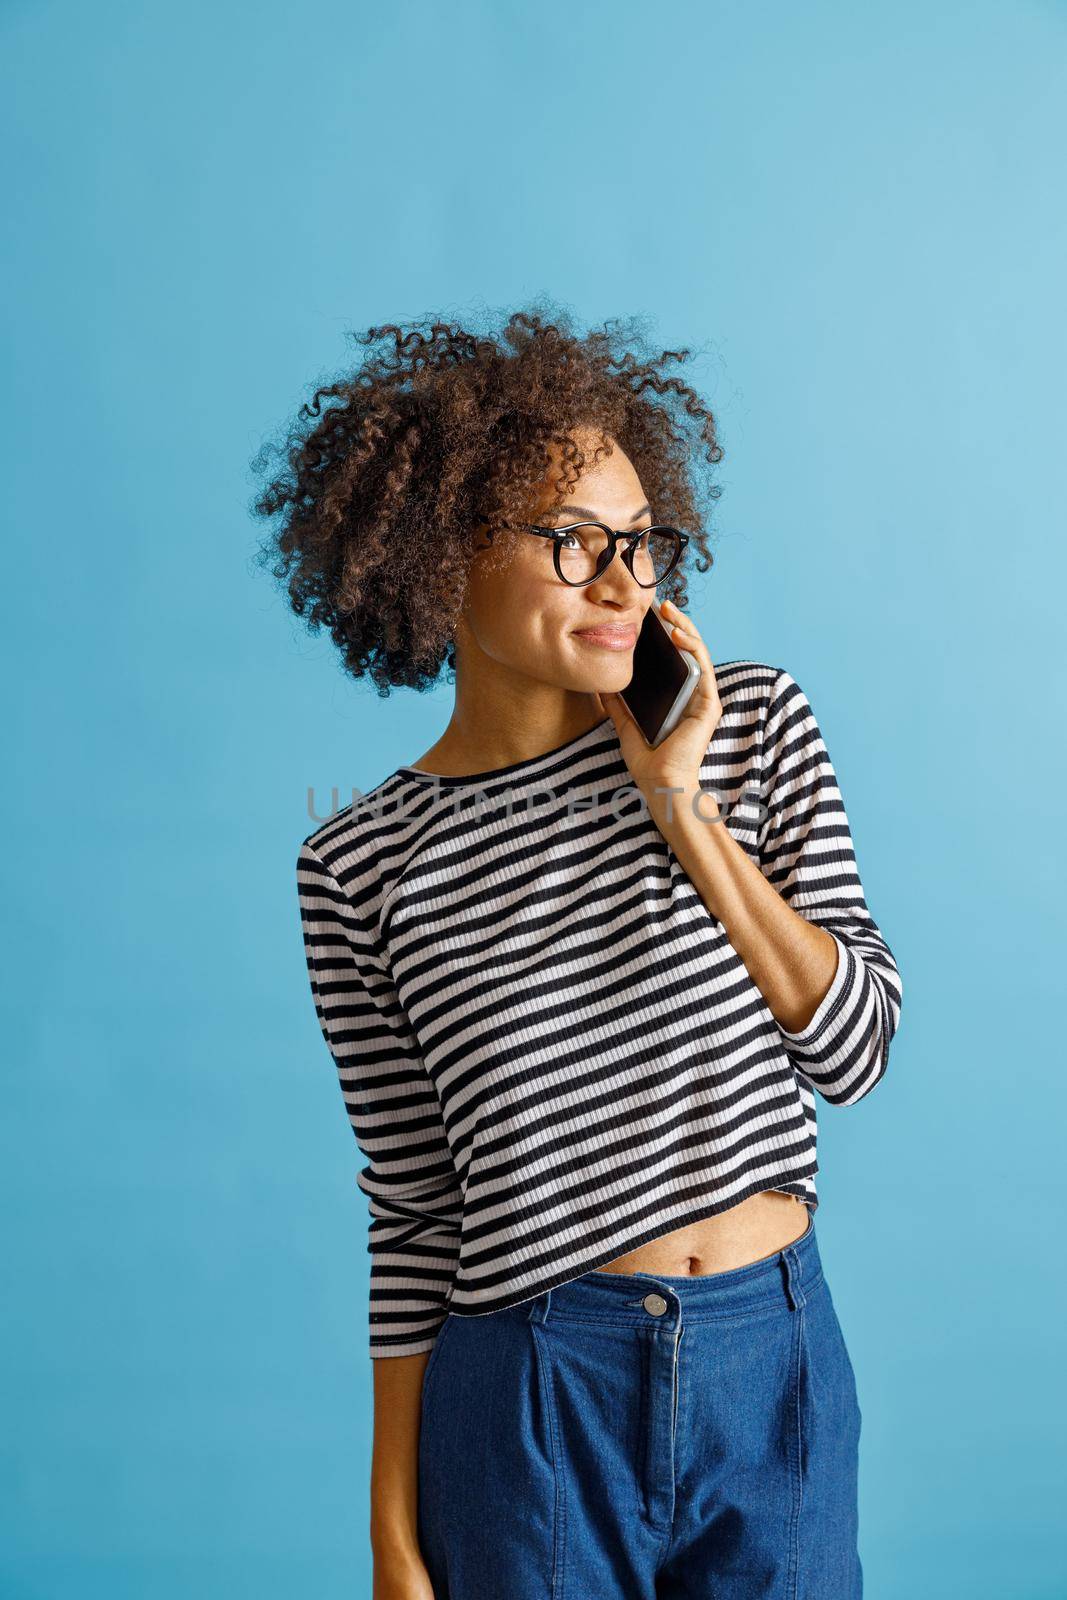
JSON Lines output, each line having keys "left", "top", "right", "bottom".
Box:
{"left": 781, "top": 1244, "right": 807, "bottom": 1312}
{"left": 528, "top": 1287, "right": 553, "bottom": 1325}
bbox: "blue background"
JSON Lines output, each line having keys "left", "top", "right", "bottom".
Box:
{"left": 4, "top": 1, "right": 1064, "bottom": 1595}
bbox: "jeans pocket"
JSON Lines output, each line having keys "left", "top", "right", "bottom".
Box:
{"left": 794, "top": 1283, "right": 863, "bottom": 1597}
{"left": 420, "top": 1312, "right": 457, "bottom": 1407}
{"left": 827, "top": 1289, "right": 862, "bottom": 1427}
{"left": 816, "top": 1278, "right": 863, "bottom": 1434}
{"left": 530, "top": 1322, "right": 567, "bottom": 1600}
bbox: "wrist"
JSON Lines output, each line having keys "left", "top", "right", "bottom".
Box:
{"left": 642, "top": 777, "right": 722, "bottom": 833}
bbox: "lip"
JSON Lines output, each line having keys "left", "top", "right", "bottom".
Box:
{"left": 572, "top": 624, "right": 638, "bottom": 650}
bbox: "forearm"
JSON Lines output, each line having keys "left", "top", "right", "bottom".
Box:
{"left": 649, "top": 784, "right": 839, "bottom": 1034}
{"left": 370, "top": 1351, "right": 430, "bottom": 1563}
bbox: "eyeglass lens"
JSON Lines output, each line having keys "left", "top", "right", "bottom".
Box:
{"left": 555, "top": 524, "right": 680, "bottom": 587}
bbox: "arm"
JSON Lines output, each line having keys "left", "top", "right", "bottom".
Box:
{"left": 649, "top": 670, "right": 903, "bottom": 1107}
{"left": 296, "top": 840, "right": 464, "bottom": 1570}
{"left": 370, "top": 1354, "right": 433, "bottom": 1585}
{"left": 296, "top": 840, "right": 464, "bottom": 1353}
{"left": 754, "top": 668, "right": 903, "bottom": 1103}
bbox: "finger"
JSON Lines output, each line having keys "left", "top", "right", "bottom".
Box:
{"left": 662, "top": 601, "right": 714, "bottom": 672}
{"left": 662, "top": 598, "right": 700, "bottom": 637}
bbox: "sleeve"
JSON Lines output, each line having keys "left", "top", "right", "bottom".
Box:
{"left": 757, "top": 669, "right": 904, "bottom": 1107}
{"left": 296, "top": 840, "right": 464, "bottom": 1358}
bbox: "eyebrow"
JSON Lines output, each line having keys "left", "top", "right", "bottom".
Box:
{"left": 549, "top": 502, "right": 652, "bottom": 525}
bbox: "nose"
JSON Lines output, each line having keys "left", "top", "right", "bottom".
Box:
{"left": 585, "top": 544, "right": 648, "bottom": 601}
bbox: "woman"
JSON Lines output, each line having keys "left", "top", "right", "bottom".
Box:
{"left": 254, "top": 304, "right": 903, "bottom": 1599}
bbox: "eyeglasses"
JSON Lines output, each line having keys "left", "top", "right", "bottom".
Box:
{"left": 521, "top": 521, "right": 689, "bottom": 588}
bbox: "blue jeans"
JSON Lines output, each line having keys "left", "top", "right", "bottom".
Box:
{"left": 417, "top": 1212, "right": 863, "bottom": 1598}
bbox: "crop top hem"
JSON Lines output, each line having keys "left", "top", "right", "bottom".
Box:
{"left": 370, "top": 1165, "right": 818, "bottom": 1355}
{"left": 445, "top": 1161, "right": 819, "bottom": 1321}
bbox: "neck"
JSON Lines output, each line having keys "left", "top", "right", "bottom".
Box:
{"left": 412, "top": 675, "right": 608, "bottom": 777}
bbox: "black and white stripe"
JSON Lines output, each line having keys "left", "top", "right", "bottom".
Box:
{"left": 296, "top": 660, "right": 903, "bottom": 1358}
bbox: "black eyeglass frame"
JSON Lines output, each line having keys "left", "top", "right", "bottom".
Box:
{"left": 521, "top": 521, "right": 690, "bottom": 589}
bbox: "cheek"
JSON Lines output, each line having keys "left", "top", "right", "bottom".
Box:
{"left": 468, "top": 561, "right": 571, "bottom": 661}
{"left": 473, "top": 596, "right": 550, "bottom": 663}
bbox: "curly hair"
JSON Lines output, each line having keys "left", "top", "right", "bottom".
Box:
{"left": 250, "top": 298, "right": 725, "bottom": 696}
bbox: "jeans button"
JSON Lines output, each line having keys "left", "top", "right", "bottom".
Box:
{"left": 642, "top": 1292, "right": 668, "bottom": 1316}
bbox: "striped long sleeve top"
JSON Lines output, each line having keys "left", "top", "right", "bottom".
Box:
{"left": 296, "top": 660, "right": 903, "bottom": 1359}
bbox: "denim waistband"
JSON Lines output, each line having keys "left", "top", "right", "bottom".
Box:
{"left": 521, "top": 1212, "right": 822, "bottom": 1327}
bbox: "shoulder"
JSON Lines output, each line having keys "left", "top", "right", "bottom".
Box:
{"left": 714, "top": 659, "right": 822, "bottom": 717}
{"left": 712, "top": 657, "right": 780, "bottom": 693}
{"left": 297, "top": 770, "right": 411, "bottom": 899}
{"left": 708, "top": 661, "right": 827, "bottom": 777}
{"left": 712, "top": 658, "right": 792, "bottom": 716}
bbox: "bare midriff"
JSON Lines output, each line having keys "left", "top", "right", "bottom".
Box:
{"left": 594, "top": 1189, "right": 811, "bottom": 1277}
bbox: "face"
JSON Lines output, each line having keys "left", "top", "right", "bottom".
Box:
{"left": 456, "top": 429, "right": 656, "bottom": 696}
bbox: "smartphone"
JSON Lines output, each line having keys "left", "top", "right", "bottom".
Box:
{"left": 618, "top": 598, "right": 702, "bottom": 748}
